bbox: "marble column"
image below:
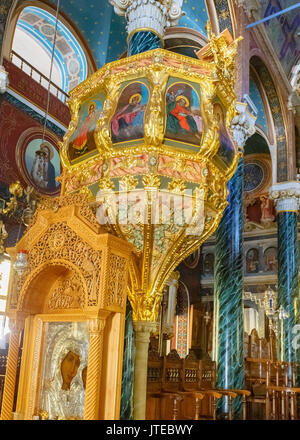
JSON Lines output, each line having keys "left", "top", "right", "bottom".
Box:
{"left": 132, "top": 321, "right": 156, "bottom": 420}
{"left": 108, "top": 0, "right": 184, "bottom": 421}
{"left": 109, "top": 0, "right": 183, "bottom": 56}
{"left": 214, "top": 157, "right": 245, "bottom": 417}
{"left": 214, "top": 101, "right": 256, "bottom": 418}
{"left": 120, "top": 300, "right": 135, "bottom": 420}
{"left": 128, "top": 31, "right": 162, "bottom": 57}
{"left": 0, "top": 318, "right": 24, "bottom": 420}
{"left": 270, "top": 183, "right": 300, "bottom": 385}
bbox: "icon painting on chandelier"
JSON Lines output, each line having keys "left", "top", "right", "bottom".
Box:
{"left": 69, "top": 93, "right": 105, "bottom": 161}
{"left": 165, "top": 82, "right": 203, "bottom": 145}
{"left": 111, "top": 82, "right": 149, "bottom": 144}
{"left": 213, "top": 102, "right": 235, "bottom": 169}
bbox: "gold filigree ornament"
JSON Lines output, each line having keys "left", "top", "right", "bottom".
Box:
{"left": 79, "top": 186, "right": 94, "bottom": 202}
{"left": 168, "top": 179, "right": 186, "bottom": 194}
{"left": 98, "top": 178, "right": 114, "bottom": 192}
{"left": 142, "top": 174, "right": 161, "bottom": 189}
{"left": 54, "top": 33, "right": 243, "bottom": 322}
{"left": 120, "top": 175, "right": 138, "bottom": 192}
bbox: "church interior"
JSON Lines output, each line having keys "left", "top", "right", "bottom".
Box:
{"left": 0, "top": 0, "right": 299, "bottom": 421}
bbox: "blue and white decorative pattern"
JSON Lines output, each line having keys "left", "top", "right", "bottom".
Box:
{"left": 249, "top": 76, "right": 268, "bottom": 135}
{"left": 244, "top": 163, "right": 264, "bottom": 192}
{"left": 16, "top": 6, "right": 87, "bottom": 93}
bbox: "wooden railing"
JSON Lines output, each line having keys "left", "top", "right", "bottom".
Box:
{"left": 10, "top": 51, "right": 69, "bottom": 104}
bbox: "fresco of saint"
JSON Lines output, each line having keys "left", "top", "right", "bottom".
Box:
{"left": 111, "top": 83, "right": 148, "bottom": 144}
{"left": 30, "top": 142, "right": 56, "bottom": 191}
{"left": 69, "top": 98, "right": 103, "bottom": 161}
{"left": 165, "top": 84, "right": 203, "bottom": 145}
{"left": 24, "top": 138, "right": 60, "bottom": 195}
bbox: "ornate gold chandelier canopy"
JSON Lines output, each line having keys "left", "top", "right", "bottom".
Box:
{"left": 59, "top": 29, "right": 242, "bottom": 322}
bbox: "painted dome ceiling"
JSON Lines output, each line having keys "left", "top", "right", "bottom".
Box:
{"left": 45, "top": 0, "right": 209, "bottom": 68}
{"left": 259, "top": 0, "right": 300, "bottom": 77}
{"left": 14, "top": 0, "right": 300, "bottom": 77}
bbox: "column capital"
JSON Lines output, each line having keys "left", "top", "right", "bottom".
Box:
{"left": 269, "top": 181, "right": 300, "bottom": 213}
{"left": 8, "top": 317, "right": 25, "bottom": 334}
{"left": 165, "top": 270, "right": 180, "bottom": 288}
{"left": 88, "top": 317, "right": 106, "bottom": 334}
{"left": 236, "top": 0, "right": 259, "bottom": 19}
{"left": 231, "top": 100, "right": 257, "bottom": 151}
{"left": 0, "top": 66, "right": 9, "bottom": 94}
{"left": 109, "top": 0, "right": 184, "bottom": 40}
{"left": 133, "top": 321, "right": 157, "bottom": 342}
{"left": 288, "top": 90, "right": 300, "bottom": 116}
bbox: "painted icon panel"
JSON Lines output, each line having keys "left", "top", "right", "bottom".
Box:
{"left": 165, "top": 83, "right": 203, "bottom": 145}
{"left": 69, "top": 93, "right": 104, "bottom": 161}
{"left": 37, "top": 321, "right": 89, "bottom": 420}
{"left": 25, "top": 138, "right": 61, "bottom": 194}
{"left": 111, "top": 82, "right": 149, "bottom": 144}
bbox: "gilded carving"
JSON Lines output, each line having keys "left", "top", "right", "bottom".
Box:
{"left": 48, "top": 276, "right": 85, "bottom": 310}
{"left": 55, "top": 36, "right": 244, "bottom": 323}
{"left": 15, "top": 223, "right": 102, "bottom": 310}
{"left": 144, "top": 70, "right": 169, "bottom": 147}
{"left": 106, "top": 254, "right": 127, "bottom": 309}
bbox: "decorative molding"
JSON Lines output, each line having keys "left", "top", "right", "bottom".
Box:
{"left": 251, "top": 31, "right": 291, "bottom": 95}
{"left": 251, "top": 56, "right": 288, "bottom": 182}
{"left": 47, "top": 276, "right": 85, "bottom": 310}
{"left": 291, "top": 63, "right": 300, "bottom": 93}
{"left": 236, "top": 0, "right": 259, "bottom": 20}
{"left": 288, "top": 90, "right": 300, "bottom": 116}
{"left": 133, "top": 321, "right": 157, "bottom": 342}
{"left": 231, "top": 101, "right": 257, "bottom": 149}
{"left": 106, "top": 253, "right": 127, "bottom": 309}
{"left": 269, "top": 181, "right": 300, "bottom": 213}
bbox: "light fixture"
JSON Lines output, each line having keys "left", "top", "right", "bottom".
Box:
{"left": 13, "top": 250, "right": 29, "bottom": 276}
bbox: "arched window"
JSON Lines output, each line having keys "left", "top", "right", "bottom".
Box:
{"left": 11, "top": 6, "right": 87, "bottom": 95}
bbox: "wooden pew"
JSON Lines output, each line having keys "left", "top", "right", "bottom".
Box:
{"left": 146, "top": 348, "right": 184, "bottom": 420}
{"left": 146, "top": 348, "right": 163, "bottom": 420}
{"left": 182, "top": 351, "right": 220, "bottom": 420}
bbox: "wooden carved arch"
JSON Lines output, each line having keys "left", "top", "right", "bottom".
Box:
{"left": 16, "top": 259, "right": 89, "bottom": 315}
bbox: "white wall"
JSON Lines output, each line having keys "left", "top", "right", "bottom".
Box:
{"left": 12, "top": 27, "right": 63, "bottom": 89}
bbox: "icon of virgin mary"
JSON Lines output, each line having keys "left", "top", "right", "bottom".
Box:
{"left": 40, "top": 335, "right": 88, "bottom": 420}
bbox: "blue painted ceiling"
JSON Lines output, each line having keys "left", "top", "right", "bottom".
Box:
{"left": 45, "top": 0, "right": 209, "bottom": 68}
{"left": 259, "top": 0, "right": 300, "bottom": 76}
{"left": 16, "top": 0, "right": 300, "bottom": 79}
